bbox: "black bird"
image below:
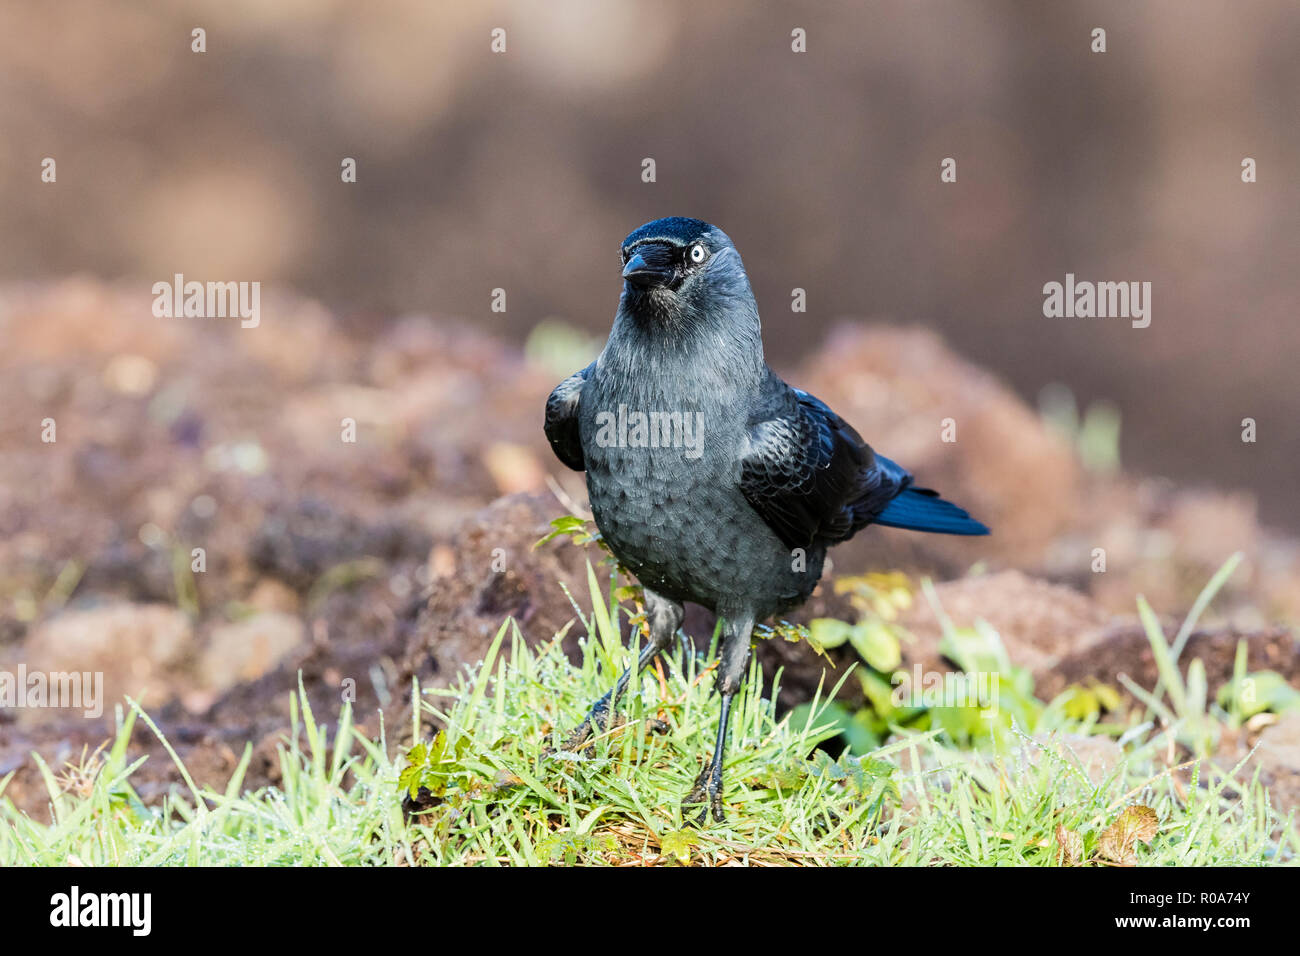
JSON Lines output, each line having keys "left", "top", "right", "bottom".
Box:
{"left": 544, "top": 217, "right": 988, "bottom": 822}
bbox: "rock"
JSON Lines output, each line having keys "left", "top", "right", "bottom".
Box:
{"left": 482, "top": 442, "right": 547, "bottom": 496}
{"left": 246, "top": 578, "right": 301, "bottom": 615}
{"left": 199, "top": 611, "right": 306, "bottom": 694}
{"left": 15, "top": 603, "right": 194, "bottom": 716}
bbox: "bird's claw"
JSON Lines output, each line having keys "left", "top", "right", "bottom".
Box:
{"left": 546, "top": 719, "right": 596, "bottom": 759}
{"left": 682, "top": 764, "right": 725, "bottom": 826}
{"left": 549, "top": 712, "right": 669, "bottom": 759}
{"left": 545, "top": 699, "right": 616, "bottom": 759}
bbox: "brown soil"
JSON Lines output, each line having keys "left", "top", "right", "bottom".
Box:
{"left": 1, "top": 280, "right": 1297, "bottom": 821}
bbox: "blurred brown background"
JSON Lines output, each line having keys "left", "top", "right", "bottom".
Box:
{"left": 1, "top": 0, "right": 1297, "bottom": 527}
{"left": 4, "top": 1, "right": 1300, "bottom": 819}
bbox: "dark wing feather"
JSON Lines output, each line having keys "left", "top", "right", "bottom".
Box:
{"left": 544, "top": 363, "right": 594, "bottom": 472}
{"left": 739, "top": 386, "right": 911, "bottom": 550}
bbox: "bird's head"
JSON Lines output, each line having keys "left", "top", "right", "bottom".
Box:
{"left": 616, "top": 217, "right": 756, "bottom": 328}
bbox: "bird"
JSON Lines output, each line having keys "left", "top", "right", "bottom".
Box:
{"left": 544, "top": 216, "right": 988, "bottom": 823}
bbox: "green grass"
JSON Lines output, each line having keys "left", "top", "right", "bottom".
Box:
{"left": 1, "top": 561, "right": 1295, "bottom": 865}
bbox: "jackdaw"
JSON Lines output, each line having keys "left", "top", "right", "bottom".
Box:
{"left": 544, "top": 216, "right": 988, "bottom": 822}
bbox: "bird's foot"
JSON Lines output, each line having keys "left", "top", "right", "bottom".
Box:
{"left": 549, "top": 711, "right": 671, "bottom": 759}
{"left": 681, "top": 761, "right": 725, "bottom": 826}
{"left": 548, "top": 714, "right": 600, "bottom": 759}
{"left": 545, "top": 697, "right": 615, "bottom": 759}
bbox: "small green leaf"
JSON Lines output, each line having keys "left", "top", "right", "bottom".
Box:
{"left": 938, "top": 620, "right": 1007, "bottom": 675}
{"left": 659, "top": 829, "right": 699, "bottom": 864}
{"left": 534, "top": 514, "right": 600, "bottom": 549}
{"left": 1062, "top": 685, "right": 1100, "bottom": 721}
{"left": 809, "top": 618, "right": 853, "bottom": 652}
{"left": 1092, "top": 682, "right": 1122, "bottom": 712}
{"left": 849, "top": 619, "right": 901, "bottom": 672}
{"left": 1218, "top": 670, "right": 1300, "bottom": 718}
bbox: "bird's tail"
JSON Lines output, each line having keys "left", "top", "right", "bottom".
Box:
{"left": 874, "top": 486, "right": 990, "bottom": 536}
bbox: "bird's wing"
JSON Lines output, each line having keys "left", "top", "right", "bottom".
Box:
{"left": 544, "top": 362, "right": 594, "bottom": 472}
{"left": 738, "top": 384, "right": 912, "bottom": 550}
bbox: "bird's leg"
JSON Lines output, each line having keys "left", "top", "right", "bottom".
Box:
{"left": 683, "top": 612, "right": 754, "bottom": 824}
{"left": 555, "top": 589, "right": 683, "bottom": 755}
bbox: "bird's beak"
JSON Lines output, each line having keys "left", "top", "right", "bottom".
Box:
{"left": 622, "top": 243, "right": 675, "bottom": 288}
